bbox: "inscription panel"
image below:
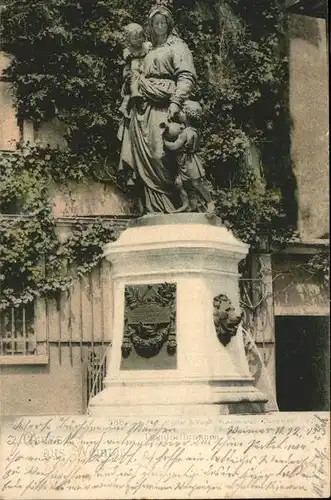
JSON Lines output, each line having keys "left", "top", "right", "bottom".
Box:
{"left": 127, "top": 305, "right": 172, "bottom": 324}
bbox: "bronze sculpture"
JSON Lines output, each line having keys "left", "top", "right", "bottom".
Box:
{"left": 118, "top": 5, "right": 214, "bottom": 214}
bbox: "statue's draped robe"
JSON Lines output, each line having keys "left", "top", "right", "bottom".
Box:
{"left": 119, "top": 35, "right": 196, "bottom": 213}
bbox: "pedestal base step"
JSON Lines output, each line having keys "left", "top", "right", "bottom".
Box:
{"left": 88, "top": 401, "right": 265, "bottom": 416}
{"left": 88, "top": 378, "right": 267, "bottom": 416}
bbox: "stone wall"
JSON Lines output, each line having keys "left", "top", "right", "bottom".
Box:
{"left": 0, "top": 345, "right": 86, "bottom": 415}
{"left": 51, "top": 180, "right": 134, "bottom": 217}
{"left": 0, "top": 258, "right": 113, "bottom": 416}
{"left": 289, "top": 14, "right": 329, "bottom": 240}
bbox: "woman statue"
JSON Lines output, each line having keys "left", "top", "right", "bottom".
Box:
{"left": 118, "top": 4, "right": 197, "bottom": 214}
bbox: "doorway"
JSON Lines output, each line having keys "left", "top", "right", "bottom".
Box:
{"left": 275, "top": 316, "right": 329, "bottom": 411}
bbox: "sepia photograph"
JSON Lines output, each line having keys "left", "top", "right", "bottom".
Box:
{"left": 0, "top": 0, "right": 329, "bottom": 498}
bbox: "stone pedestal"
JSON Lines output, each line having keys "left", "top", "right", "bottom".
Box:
{"left": 88, "top": 214, "right": 267, "bottom": 416}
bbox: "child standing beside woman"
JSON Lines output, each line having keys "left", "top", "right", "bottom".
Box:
{"left": 162, "top": 100, "right": 215, "bottom": 213}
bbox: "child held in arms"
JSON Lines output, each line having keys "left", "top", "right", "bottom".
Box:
{"left": 162, "top": 100, "right": 215, "bottom": 213}
{"left": 118, "top": 23, "right": 152, "bottom": 119}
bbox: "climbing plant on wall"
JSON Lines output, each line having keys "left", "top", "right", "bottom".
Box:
{"left": 0, "top": 145, "right": 117, "bottom": 309}
{"left": 0, "top": 0, "right": 297, "bottom": 308}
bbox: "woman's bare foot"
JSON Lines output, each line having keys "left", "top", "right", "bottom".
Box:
{"left": 174, "top": 201, "right": 190, "bottom": 213}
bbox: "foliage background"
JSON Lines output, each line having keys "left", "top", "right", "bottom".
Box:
{"left": 0, "top": 0, "right": 299, "bottom": 307}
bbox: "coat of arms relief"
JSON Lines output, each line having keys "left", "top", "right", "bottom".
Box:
{"left": 122, "top": 283, "right": 177, "bottom": 360}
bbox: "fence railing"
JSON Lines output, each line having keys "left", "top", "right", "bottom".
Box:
{"left": 0, "top": 257, "right": 113, "bottom": 361}
{"left": 86, "top": 344, "right": 109, "bottom": 407}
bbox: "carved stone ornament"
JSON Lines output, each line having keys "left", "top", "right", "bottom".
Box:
{"left": 122, "top": 283, "right": 176, "bottom": 359}
{"left": 213, "top": 293, "right": 243, "bottom": 346}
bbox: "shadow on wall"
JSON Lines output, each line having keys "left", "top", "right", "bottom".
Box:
{"left": 288, "top": 14, "right": 322, "bottom": 46}
{"left": 264, "top": 54, "right": 298, "bottom": 231}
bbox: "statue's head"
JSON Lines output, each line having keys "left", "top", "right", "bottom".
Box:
{"left": 148, "top": 5, "right": 174, "bottom": 42}
{"left": 123, "top": 23, "right": 145, "bottom": 50}
{"left": 183, "top": 100, "right": 203, "bottom": 127}
{"left": 160, "top": 121, "right": 184, "bottom": 141}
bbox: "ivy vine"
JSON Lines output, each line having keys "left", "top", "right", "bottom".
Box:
{"left": 0, "top": 146, "right": 117, "bottom": 310}
{"left": 306, "top": 250, "right": 330, "bottom": 288}
{"left": 0, "top": 213, "right": 117, "bottom": 310}
{"left": 0, "top": 0, "right": 299, "bottom": 308}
